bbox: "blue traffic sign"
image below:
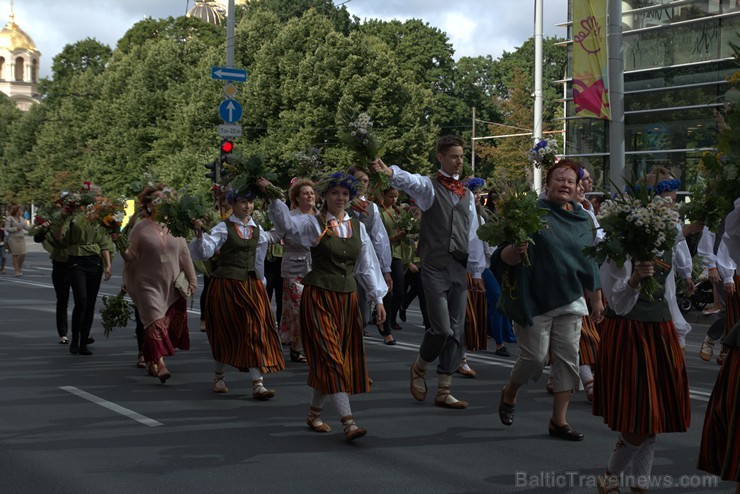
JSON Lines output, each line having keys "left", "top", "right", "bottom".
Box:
{"left": 211, "top": 66, "right": 247, "bottom": 82}
{"left": 219, "top": 99, "right": 243, "bottom": 123}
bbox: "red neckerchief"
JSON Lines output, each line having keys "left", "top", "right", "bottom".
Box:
{"left": 436, "top": 172, "right": 466, "bottom": 197}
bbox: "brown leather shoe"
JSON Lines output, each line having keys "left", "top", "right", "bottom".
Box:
{"left": 498, "top": 387, "right": 516, "bottom": 426}
{"left": 548, "top": 420, "right": 584, "bottom": 441}
{"left": 306, "top": 407, "right": 331, "bottom": 433}
{"left": 434, "top": 396, "right": 469, "bottom": 409}
{"left": 341, "top": 415, "right": 367, "bottom": 441}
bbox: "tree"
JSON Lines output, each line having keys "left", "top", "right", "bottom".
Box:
{"left": 37, "top": 38, "right": 112, "bottom": 103}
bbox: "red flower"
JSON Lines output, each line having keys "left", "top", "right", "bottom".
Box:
{"left": 83, "top": 181, "right": 92, "bottom": 190}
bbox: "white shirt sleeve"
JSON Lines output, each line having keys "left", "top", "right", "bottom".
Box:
{"left": 600, "top": 259, "right": 641, "bottom": 316}
{"left": 355, "top": 222, "right": 389, "bottom": 304}
{"left": 672, "top": 232, "right": 693, "bottom": 281}
{"left": 367, "top": 202, "right": 392, "bottom": 273}
{"left": 696, "top": 227, "right": 717, "bottom": 269}
{"left": 467, "top": 200, "right": 485, "bottom": 278}
{"left": 189, "top": 221, "right": 228, "bottom": 260}
{"left": 256, "top": 228, "right": 269, "bottom": 284}
{"left": 269, "top": 199, "right": 322, "bottom": 249}
{"left": 388, "top": 166, "right": 435, "bottom": 211}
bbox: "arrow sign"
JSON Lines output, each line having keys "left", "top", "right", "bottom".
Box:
{"left": 219, "top": 99, "right": 243, "bottom": 123}
{"left": 211, "top": 66, "right": 247, "bottom": 82}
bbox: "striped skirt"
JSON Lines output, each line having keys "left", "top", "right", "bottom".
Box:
{"left": 724, "top": 275, "right": 739, "bottom": 339}
{"left": 205, "top": 276, "right": 285, "bottom": 374}
{"left": 579, "top": 315, "right": 600, "bottom": 365}
{"left": 143, "top": 297, "right": 190, "bottom": 363}
{"left": 299, "top": 286, "right": 369, "bottom": 395}
{"left": 697, "top": 323, "right": 739, "bottom": 481}
{"left": 592, "top": 317, "right": 690, "bottom": 434}
{"left": 464, "top": 274, "right": 488, "bottom": 351}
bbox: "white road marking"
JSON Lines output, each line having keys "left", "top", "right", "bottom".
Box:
{"left": 60, "top": 386, "right": 163, "bottom": 427}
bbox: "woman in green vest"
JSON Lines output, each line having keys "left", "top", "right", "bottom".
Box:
{"left": 191, "top": 186, "right": 285, "bottom": 400}
{"left": 263, "top": 172, "right": 387, "bottom": 441}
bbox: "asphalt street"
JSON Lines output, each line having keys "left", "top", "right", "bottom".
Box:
{"left": 0, "top": 248, "right": 734, "bottom": 493}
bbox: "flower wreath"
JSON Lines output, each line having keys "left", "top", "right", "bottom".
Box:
{"left": 314, "top": 172, "right": 359, "bottom": 200}
{"left": 465, "top": 177, "right": 486, "bottom": 192}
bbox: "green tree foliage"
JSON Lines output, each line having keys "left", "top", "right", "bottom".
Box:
{"left": 37, "top": 37, "right": 112, "bottom": 104}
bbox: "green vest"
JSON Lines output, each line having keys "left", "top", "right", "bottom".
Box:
{"left": 302, "top": 216, "right": 361, "bottom": 293}
{"left": 604, "top": 252, "right": 673, "bottom": 322}
{"left": 211, "top": 221, "right": 259, "bottom": 281}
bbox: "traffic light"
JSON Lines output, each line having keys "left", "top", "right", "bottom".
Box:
{"left": 220, "top": 139, "right": 234, "bottom": 164}
{"left": 205, "top": 158, "right": 218, "bottom": 183}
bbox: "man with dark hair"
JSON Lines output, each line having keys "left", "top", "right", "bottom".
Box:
{"left": 371, "top": 135, "right": 486, "bottom": 409}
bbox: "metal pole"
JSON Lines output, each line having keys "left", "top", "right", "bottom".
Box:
{"left": 471, "top": 106, "right": 476, "bottom": 173}
{"left": 226, "top": 0, "right": 235, "bottom": 67}
{"left": 607, "top": 0, "right": 625, "bottom": 192}
{"left": 532, "top": 0, "right": 544, "bottom": 193}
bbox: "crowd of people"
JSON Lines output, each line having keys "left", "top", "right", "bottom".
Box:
{"left": 6, "top": 134, "right": 738, "bottom": 489}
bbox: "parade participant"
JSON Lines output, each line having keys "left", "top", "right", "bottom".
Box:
{"left": 277, "top": 178, "right": 319, "bottom": 362}
{"left": 494, "top": 160, "right": 603, "bottom": 440}
{"left": 593, "top": 169, "right": 692, "bottom": 492}
{"left": 264, "top": 173, "right": 387, "bottom": 441}
{"left": 346, "top": 166, "right": 392, "bottom": 333}
{"left": 54, "top": 184, "right": 113, "bottom": 356}
{"left": 34, "top": 220, "right": 70, "bottom": 344}
{"left": 191, "top": 185, "right": 285, "bottom": 399}
{"left": 371, "top": 135, "right": 486, "bottom": 409}
{"left": 121, "top": 185, "right": 197, "bottom": 383}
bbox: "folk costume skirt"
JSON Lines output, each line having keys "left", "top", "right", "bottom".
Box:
{"left": 464, "top": 274, "right": 488, "bottom": 351}
{"left": 299, "top": 285, "right": 369, "bottom": 395}
{"left": 578, "top": 314, "right": 600, "bottom": 366}
{"left": 205, "top": 276, "right": 285, "bottom": 374}
{"left": 593, "top": 317, "right": 690, "bottom": 434}
{"left": 697, "top": 337, "right": 739, "bottom": 481}
{"left": 143, "top": 297, "right": 190, "bottom": 362}
{"left": 724, "top": 275, "right": 739, "bottom": 340}
{"left": 279, "top": 277, "right": 303, "bottom": 345}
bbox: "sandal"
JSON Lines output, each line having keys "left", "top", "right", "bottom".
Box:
{"left": 59, "top": 336, "right": 69, "bottom": 344}
{"left": 290, "top": 351, "right": 307, "bottom": 363}
{"left": 583, "top": 380, "right": 594, "bottom": 402}
{"left": 340, "top": 415, "right": 367, "bottom": 441}
{"left": 306, "top": 406, "right": 331, "bottom": 433}
{"left": 136, "top": 353, "right": 146, "bottom": 368}
{"left": 699, "top": 338, "right": 714, "bottom": 361}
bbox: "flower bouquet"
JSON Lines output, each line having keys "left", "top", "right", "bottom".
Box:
{"left": 85, "top": 195, "right": 129, "bottom": 252}
{"left": 395, "top": 206, "right": 421, "bottom": 242}
{"left": 100, "top": 290, "right": 133, "bottom": 337}
{"left": 60, "top": 184, "right": 98, "bottom": 217}
{"left": 339, "top": 106, "right": 388, "bottom": 195}
{"left": 290, "top": 148, "right": 326, "bottom": 181}
{"left": 583, "top": 185, "right": 681, "bottom": 300}
{"left": 476, "top": 187, "right": 548, "bottom": 266}
{"left": 251, "top": 207, "right": 274, "bottom": 232}
{"left": 528, "top": 139, "right": 558, "bottom": 169}
{"left": 226, "top": 153, "right": 285, "bottom": 201}
{"left": 151, "top": 189, "right": 211, "bottom": 239}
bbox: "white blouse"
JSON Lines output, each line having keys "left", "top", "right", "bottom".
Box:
{"left": 269, "top": 199, "right": 388, "bottom": 304}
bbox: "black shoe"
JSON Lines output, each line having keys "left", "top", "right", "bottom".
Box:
{"left": 78, "top": 346, "right": 93, "bottom": 356}
{"left": 69, "top": 334, "right": 79, "bottom": 354}
{"left": 498, "top": 387, "right": 515, "bottom": 426}
{"left": 384, "top": 338, "right": 397, "bottom": 346}
{"left": 399, "top": 307, "right": 406, "bottom": 322}
{"left": 69, "top": 344, "right": 78, "bottom": 354}
{"left": 391, "top": 323, "right": 402, "bottom": 331}
{"left": 494, "top": 346, "right": 511, "bottom": 357}
{"left": 86, "top": 337, "right": 95, "bottom": 345}
{"left": 548, "top": 420, "right": 584, "bottom": 441}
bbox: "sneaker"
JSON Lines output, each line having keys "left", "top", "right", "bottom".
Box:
{"left": 699, "top": 338, "right": 714, "bottom": 361}
{"left": 494, "top": 346, "right": 511, "bottom": 357}
{"left": 702, "top": 307, "right": 721, "bottom": 315}
{"left": 213, "top": 374, "right": 229, "bottom": 393}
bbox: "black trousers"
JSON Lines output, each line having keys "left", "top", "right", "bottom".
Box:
{"left": 200, "top": 275, "right": 212, "bottom": 322}
{"left": 264, "top": 257, "right": 283, "bottom": 325}
{"left": 402, "top": 265, "right": 430, "bottom": 329}
{"left": 52, "top": 260, "right": 71, "bottom": 337}
{"left": 68, "top": 255, "right": 103, "bottom": 348}
{"left": 378, "top": 257, "right": 405, "bottom": 336}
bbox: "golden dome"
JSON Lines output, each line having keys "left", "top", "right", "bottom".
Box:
{"left": 0, "top": 19, "right": 38, "bottom": 52}
{"left": 187, "top": 0, "right": 224, "bottom": 26}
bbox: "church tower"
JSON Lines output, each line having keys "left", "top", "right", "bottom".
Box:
{"left": 0, "top": 0, "right": 41, "bottom": 111}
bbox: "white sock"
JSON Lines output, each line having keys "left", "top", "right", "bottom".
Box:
{"left": 415, "top": 355, "right": 429, "bottom": 371}
{"left": 630, "top": 435, "right": 656, "bottom": 489}
{"left": 310, "top": 388, "right": 327, "bottom": 410}
{"left": 328, "top": 392, "right": 352, "bottom": 418}
{"left": 607, "top": 434, "right": 640, "bottom": 475}
{"left": 579, "top": 364, "right": 593, "bottom": 383}
{"left": 214, "top": 361, "right": 226, "bottom": 374}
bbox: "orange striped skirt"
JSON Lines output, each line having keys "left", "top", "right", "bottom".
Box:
{"left": 299, "top": 286, "right": 369, "bottom": 395}
{"left": 143, "top": 298, "right": 190, "bottom": 362}
{"left": 205, "top": 276, "right": 285, "bottom": 374}
{"left": 464, "top": 274, "right": 488, "bottom": 351}
{"left": 697, "top": 334, "right": 740, "bottom": 482}
{"left": 593, "top": 317, "right": 690, "bottom": 434}
{"left": 579, "top": 315, "right": 600, "bottom": 365}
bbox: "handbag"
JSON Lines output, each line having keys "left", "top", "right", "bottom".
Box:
{"left": 174, "top": 271, "right": 190, "bottom": 298}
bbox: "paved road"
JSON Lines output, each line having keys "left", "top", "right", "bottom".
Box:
{"left": 0, "top": 251, "right": 733, "bottom": 493}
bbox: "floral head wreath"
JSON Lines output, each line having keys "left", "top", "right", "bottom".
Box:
{"left": 465, "top": 177, "right": 486, "bottom": 192}
{"left": 314, "top": 172, "right": 359, "bottom": 200}
{"left": 225, "top": 185, "right": 257, "bottom": 203}
{"left": 628, "top": 178, "right": 681, "bottom": 195}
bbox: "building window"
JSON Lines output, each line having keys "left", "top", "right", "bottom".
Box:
{"left": 15, "top": 56, "right": 24, "bottom": 81}
{"left": 31, "top": 59, "right": 38, "bottom": 82}
{"left": 0, "top": 57, "right": 4, "bottom": 80}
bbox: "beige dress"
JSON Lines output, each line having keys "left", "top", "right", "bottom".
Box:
{"left": 4, "top": 216, "right": 28, "bottom": 255}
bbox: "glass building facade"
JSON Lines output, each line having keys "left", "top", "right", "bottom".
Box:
{"left": 562, "top": 0, "right": 740, "bottom": 190}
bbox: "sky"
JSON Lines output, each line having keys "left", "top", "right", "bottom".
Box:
{"left": 1, "top": 0, "right": 569, "bottom": 80}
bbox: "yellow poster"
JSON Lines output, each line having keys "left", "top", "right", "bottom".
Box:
{"left": 572, "top": 0, "right": 610, "bottom": 119}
